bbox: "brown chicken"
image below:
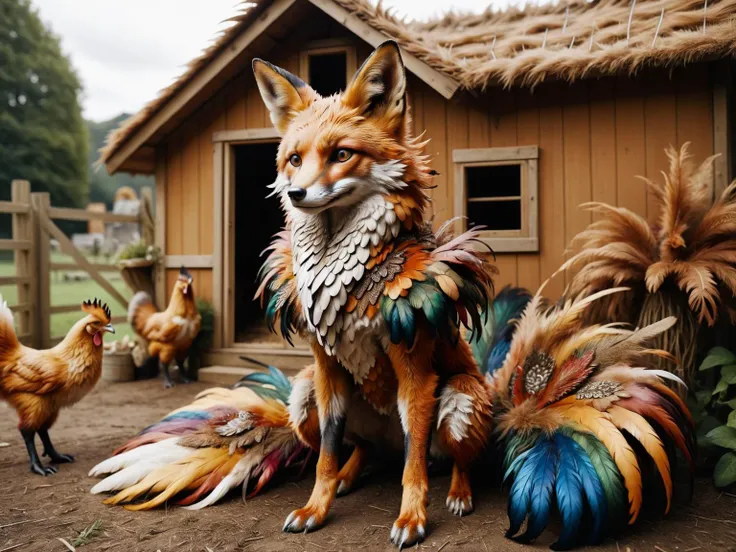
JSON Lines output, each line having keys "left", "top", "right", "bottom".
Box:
{"left": 0, "top": 297, "right": 115, "bottom": 475}
{"left": 128, "top": 267, "right": 201, "bottom": 388}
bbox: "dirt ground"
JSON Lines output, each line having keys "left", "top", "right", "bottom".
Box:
{"left": 2, "top": 380, "right": 736, "bottom": 552}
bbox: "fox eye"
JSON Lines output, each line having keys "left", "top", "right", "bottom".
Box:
{"left": 289, "top": 154, "right": 301, "bottom": 167}
{"left": 335, "top": 149, "right": 352, "bottom": 163}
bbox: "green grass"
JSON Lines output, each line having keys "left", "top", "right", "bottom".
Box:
{"left": 0, "top": 255, "right": 135, "bottom": 342}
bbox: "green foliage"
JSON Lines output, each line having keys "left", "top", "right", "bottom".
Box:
{"left": 188, "top": 298, "right": 215, "bottom": 377}
{"left": 87, "top": 113, "right": 153, "bottom": 208}
{"left": 71, "top": 519, "right": 102, "bottom": 547}
{"left": 0, "top": 0, "right": 89, "bottom": 239}
{"left": 117, "top": 239, "right": 161, "bottom": 263}
{"left": 695, "top": 346, "right": 736, "bottom": 488}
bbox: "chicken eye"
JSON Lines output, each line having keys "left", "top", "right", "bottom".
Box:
{"left": 289, "top": 154, "right": 301, "bottom": 167}
{"left": 335, "top": 149, "right": 352, "bottom": 163}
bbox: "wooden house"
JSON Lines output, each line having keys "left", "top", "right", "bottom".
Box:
{"left": 100, "top": 0, "right": 736, "bottom": 369}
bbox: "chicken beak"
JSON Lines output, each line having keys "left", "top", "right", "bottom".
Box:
{"left": 103, "top": 324, "right": 115, "bottom": 334}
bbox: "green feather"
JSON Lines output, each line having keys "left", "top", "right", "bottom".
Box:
{"left": 567, "top": 429, "right": 628, "bottom": 525}
{"left": 504, "top": 430, "right": 541, "bottom": 472}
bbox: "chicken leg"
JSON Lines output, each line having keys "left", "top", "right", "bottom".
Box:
{"left": 39, "top": 429, "right": 75, "bottom": 464}
{"left": 177, "top": 359, "right": 194, "bottom": 384}
{"left": 20, "top": 429, "right": 57, "bottom": 476}
{"left": 161, "top": 361, "right": 174, "bottom": 389}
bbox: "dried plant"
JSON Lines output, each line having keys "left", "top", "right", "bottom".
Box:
{"left": 559, "top": 143, "right": 736, "bottom": 384}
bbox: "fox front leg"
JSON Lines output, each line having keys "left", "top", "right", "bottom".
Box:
{"left": 388, "top": 339, "right": 438, "bottom": 548}
{"left": 283, "top": 346, "right": 351, "bottom": 534}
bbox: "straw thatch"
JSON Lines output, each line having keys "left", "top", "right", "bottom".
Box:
{"left": 101, "top": 0, "right": 736, "bottom": 167}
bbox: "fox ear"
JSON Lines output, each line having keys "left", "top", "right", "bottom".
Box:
{"left": 253, "top": 59, "right": 317, "bottom": 135}
{"left": 343, "top": 41, "right": 406, "bottom": 134}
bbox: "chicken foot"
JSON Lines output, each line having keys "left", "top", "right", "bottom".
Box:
{"left": 39, "top": 429, "right": 75, "bottom": 464}
{"left": 20, "top": 429, "right": 57, "bottom": 476}
{"left": 161, "top": 361, "right": 174, "bottom": 389}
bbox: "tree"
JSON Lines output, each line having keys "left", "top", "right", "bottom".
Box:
{"left": 0, "top": 0, "right": 88, "bottom": 237}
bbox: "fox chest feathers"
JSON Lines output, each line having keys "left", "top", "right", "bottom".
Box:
{"left": 291, "top": 193, "right": 401, "bottom": 384}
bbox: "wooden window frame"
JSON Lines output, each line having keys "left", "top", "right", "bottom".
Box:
{"left": 453, "top": 146, "right": 539, "bottom": 253}
{"left": 299, "top": 41, "right": 357, "bottom": 92}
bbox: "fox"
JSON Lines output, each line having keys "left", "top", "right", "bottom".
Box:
{"left": 251, "top": 41, "right": 496, "bottom": 547}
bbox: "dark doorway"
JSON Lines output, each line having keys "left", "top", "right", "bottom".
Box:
{"left": 308, "top": 52, "right": 347, "bottom": 96}
{"left": 233, "top": 142, "right": 283, "bottom": 343}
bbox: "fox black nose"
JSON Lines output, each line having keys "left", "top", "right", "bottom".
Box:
{"left": 287, "top": 187, "right": 307, "bottom": 201}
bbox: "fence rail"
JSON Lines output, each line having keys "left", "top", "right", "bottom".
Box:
{"left": 1, "top": 179, "right": 151, "bottom": 347}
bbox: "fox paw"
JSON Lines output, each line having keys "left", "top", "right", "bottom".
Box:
{"left": 282, "top": 506, "right": 327, "bottom": 533}
{"left": 446, "top": 493, "right": 473, "bottom": 516}
{"left": 390, "top": 515, "right": 426, "bottom": 548}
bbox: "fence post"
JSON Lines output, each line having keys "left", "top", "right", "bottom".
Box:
{"left": 11, "top": 180, "right": 33, "bottom": 341}
{"left": 31, "top": 192, "right": 51, "bottom": 348}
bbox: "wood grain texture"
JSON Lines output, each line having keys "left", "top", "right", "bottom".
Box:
{"left": 589, "top": 79, "right": 617, "bottom": 220}
{"left": 489, "top": 88, "right": 519, "bottom": 288}
{"left": 615, "top": 77, "right": 647, "bottom": 213}
{"left": 515, "top": 91, "right": 541, "bottom": 291}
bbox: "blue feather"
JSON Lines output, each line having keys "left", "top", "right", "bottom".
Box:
{"left": 506, "top": 448, "right": 537, "bottom": 538}
{"left": 140, "top": 410, "right": 212, "bottom": 434}
{"left": 521, "top": 438, "right": 558, "bottom": 542}
{"left": 553, "top": 434, "right": 586, "bottom": 549}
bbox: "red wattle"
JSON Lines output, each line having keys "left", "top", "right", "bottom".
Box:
{"left": 93, "top": 332, "right": 102, "bottom": 347}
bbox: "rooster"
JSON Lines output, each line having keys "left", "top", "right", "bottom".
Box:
{"left": 128, "top": 267, "right": 201, "bottom": 388}
{"left": 0, "top": 296, "right": 114, "bottom": 475}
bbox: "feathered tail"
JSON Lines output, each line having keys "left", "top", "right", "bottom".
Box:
{"left": 89, "top": 360, "right": 310, "bottom": 510}
{"left": 471, "top": 286, "right": 532, "bottom": 376}
{"left": 0, "top": 294, "right": 20, "bottom": 360}
{"left": 128, "top": 291, "right": 158, "bottom": 336}
{"left": 490, "top": 288, "right": 695, "bottom": 550}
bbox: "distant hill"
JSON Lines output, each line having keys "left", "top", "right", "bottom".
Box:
{"left": 87, "top": 114, "right": 154, "bottom": 208}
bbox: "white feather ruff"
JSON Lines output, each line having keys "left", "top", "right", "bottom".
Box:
{"left": 437, "top": 387, "right": 474, "bottom": 442}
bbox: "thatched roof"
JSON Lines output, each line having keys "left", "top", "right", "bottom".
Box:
{"left": 101, "top": 0, "right": 736, "bottom": 169}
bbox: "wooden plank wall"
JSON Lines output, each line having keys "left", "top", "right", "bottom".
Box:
{"left": 408, "top": 65, "right": 714, "bottom": 298}
{"left": 158, "top": 42, "right": 714, "bottom": 306}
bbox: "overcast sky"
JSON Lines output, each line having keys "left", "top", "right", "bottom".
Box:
{"left": 31, "top": 0, "right": 509, "bottom": 121}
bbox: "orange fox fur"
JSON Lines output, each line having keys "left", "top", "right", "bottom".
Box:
{"left": 0, "top": 297, "right": 114, "bottom": 475}
{"left": 253, "top": 41, "right": 494, "bottom": 547}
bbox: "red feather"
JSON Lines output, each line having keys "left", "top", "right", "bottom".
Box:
{"left": 536, "top": 350, "right": 595, "bottom": 407}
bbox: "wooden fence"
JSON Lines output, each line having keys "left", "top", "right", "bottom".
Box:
{"left": 0, "top": 180, "right": 149, "bottom": 347}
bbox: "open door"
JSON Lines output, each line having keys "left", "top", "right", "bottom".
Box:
{"left": 232, "top": 141, "right": 282, "bottom": 343}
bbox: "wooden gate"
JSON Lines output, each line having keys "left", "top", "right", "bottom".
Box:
{"left": 0, "top": 180, "right": 152, "bottom": 347}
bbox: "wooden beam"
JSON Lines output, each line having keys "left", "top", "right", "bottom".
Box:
{"left": 212, "top": 141, "right": 225, "bottom": 349}
{"left": 712, "top": 60, "right": 732, "bottom": 197}
{"left": 105, "top": 0, "right": 298, "bottom": 174}
{"left": 31, "top": 193, "right": 50, "bottom": 348}
{"left": 212, "top": 127, "right": 280, "bottom": 143}
{"left": 47, "top": 207, "right": 139, "bottom": 223}
{"left": 39, "top": 215, "right": 129, "bottom": 309}
{"left": 307, "top": 0, "right": 460, "bottom": 100}
{"left": 11, "top": 180, "right": 33, "bottom": 337}
{"left": 0, "top": 201, "right": 30, "bottom": 214}
{"left": 452, "top": 146, "right": 539, "bottom": 164}
{"left": 0, "top": 239, "right": 32, "bottom": 250}
{"left": 50, "top": 262, "right": 119, "bottom": 272}
{"left": 0, "top": 276, "right": 30, "bottom": 285}
{"left": 9, "top": 303, "right": 32, "bottom": 313}
{"left": 164, "top": 254, "right": 214, "bottom": 268}
{"left": 154, "top": 147, "right": 167, "bottom": 310}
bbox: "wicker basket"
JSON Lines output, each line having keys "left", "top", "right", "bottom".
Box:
{"left": 102, "top": 351, "right": 136, "bottom": 382}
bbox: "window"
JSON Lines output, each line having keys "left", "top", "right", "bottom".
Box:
{"left": 300, "top": 44, "right": 357, "bottom": 97}
{"left": 453, "top": 146, "right": 539, "bottom": 252}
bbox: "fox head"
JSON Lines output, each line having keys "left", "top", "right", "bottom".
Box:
{"left": 253, "top": 41, "right": 431, "bottom": 216}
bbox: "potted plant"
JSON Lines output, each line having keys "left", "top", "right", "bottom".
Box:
{"left": 186, "top": 298, "right": 215, "bottom": 380}
{"left": 117, "top": 240, "right": 161, "bottom": 297}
